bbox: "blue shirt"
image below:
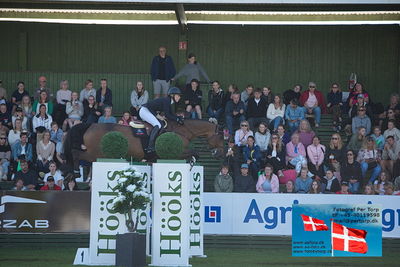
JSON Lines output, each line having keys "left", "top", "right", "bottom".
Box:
{"left": 295, "top": 177, "right": 313, "bottom": 193}
{"left": 285, "top": 106, "right": 305, "bottom": 121}
{"left": 98, "top": 116, "right": 117, "bottom": 124}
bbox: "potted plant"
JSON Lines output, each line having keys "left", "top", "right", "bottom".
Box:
{"left": 111, "top": 168, "right": 151, "bottom": 267}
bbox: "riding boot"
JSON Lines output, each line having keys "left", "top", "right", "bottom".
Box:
{"left": 146, "top": 125, "right": 160, "bottom": 153}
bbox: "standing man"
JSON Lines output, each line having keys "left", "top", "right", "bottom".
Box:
{"left": 150, "top": 46, "right": 176, "bottom": 99}
{"left": 34, "top": 76, "right": 53, "bottom": 101}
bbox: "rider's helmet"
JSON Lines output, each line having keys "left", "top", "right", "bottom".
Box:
{"left": 167, "top": 87, "right": 182, "bottom": 96}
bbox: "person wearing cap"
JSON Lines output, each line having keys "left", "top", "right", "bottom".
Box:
{"left": 171, "top": 53, "right": 210, "bottom": 91}
{"left": 352, "top": 106, "right": 371, "bottom": 135}
{"left": 40, "top": 176, "right": 61, "bottom": 191}
{"left": 336, "top": 181, "right": 351, "bottom": 194}
{"left": 348, "top": 82, "right": 369, "bottom": 108}
{"left": 139, "top": 87, "right": 184, "bottom": 153}
{"left": 214, "top": 165, "right": 233, "bottom": 192}
{"left": 234, "top": 163, "right": 255, "bottom": 193}
{"left": 299, "top": 82, "right": 326, "bottom": 127}
{"left": 349, "top": 93, "right": 373, "bottom": 119}
{"left": 150, "top": 46, "right": 176, "bottom": 99}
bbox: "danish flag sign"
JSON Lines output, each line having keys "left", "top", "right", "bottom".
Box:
{"left": 300, "top": 214, "right": 328, "bottom": 231}
{"left": 332, "top": 222, "right": 368, "bottom": 254}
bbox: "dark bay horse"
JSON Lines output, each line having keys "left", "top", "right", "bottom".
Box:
{"left": 64, "top": 120, "right": 224, "bottom": 167}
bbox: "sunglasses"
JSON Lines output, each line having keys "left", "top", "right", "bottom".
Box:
{"left": 347, "top": 153, "right": 353, "bottom": 156}
{"left": 359, "top": 109, "right": 366, "bottom": 112}
{"left": 0, "top": 138, "right": 5, "bottom": 140}
{"left": 331, "top": 137, "right": 338, "bottom": 140}
{"left": 309, "top": 86, "right": 315, "bottom": 88}
{"left": 241, "top": 124, "right": 248, "bottom": 127}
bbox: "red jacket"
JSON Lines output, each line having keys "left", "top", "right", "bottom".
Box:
{"left": 299, "top": 90, "right": 326, "bottom": 113}
{"left": 40, "top": 184, "right": 62, "bottom": 191}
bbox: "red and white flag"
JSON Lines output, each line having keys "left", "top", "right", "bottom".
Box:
{"left": 300, "top": 214, "right": 329, "bottom": 231}
{"left": 332, "top": 222, "right": 368, "bottom": 254}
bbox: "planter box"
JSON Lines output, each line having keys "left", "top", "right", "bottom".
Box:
{"left": 116, "top": 232, "right": 146, "bottom": 267}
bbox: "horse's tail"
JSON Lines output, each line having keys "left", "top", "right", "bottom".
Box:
{"left": 63, "top": 129, "right": 73, "bottom": 167}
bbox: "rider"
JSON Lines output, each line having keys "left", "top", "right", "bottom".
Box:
{"left": 139, "top": 87, "right": 184, "bottom": 153}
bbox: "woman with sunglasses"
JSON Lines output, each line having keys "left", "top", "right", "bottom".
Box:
{"left": 357, "top": 137, "right": 382, "bottom": 184}
{"left": 326, "top": 83, "right": 343, "bottom": 132}
{"left": 341, "top": 149, "right": 362, "bottom": 193}
{"left": 234, "top": 120, "right": 253, "bottom": 147}
{"left": 324, "top": 133, "right": 345, "bottom": 174}
{"left": 265, "top": 133, "right": 286, "bottom": 177}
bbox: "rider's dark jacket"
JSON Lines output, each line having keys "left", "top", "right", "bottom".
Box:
{"left": 143, "top": 97, "right": 179, "bottom": 121}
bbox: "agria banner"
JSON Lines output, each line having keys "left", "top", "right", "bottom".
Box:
{"left": 203, "top": 193, "right": 400, "bottom": 238}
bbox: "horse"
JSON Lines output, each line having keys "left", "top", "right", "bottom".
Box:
{"left": 63, "top": 119, "right": 225, "bottom": 170}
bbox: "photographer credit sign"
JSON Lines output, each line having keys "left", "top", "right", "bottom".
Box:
{"left": 151, "top": 163, "right": 191, "bottom": 267}
{"left": 89, "top": 162, "right": 151, "bottom": 265}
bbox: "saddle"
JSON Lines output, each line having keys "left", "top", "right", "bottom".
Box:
{"left": 128, "top": 119, "right": 167, "bottom": 137}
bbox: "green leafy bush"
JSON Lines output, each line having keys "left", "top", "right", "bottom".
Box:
{"left": 100, "top": 131, "right": 129, "bottom": 159}
{"left": 155, "top": 132, "right": 184, "bottom": 159}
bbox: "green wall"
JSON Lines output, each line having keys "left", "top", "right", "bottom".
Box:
{"left": 0, "top": 22, "right": 399, "bottom": 109}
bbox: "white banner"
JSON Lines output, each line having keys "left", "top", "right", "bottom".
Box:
{"left": 203, "top": 193, "right": 400, "bottom": 238}
{"left": 151, "top": 163, "right": 191, "bottom": 267}
{"left": 89, "top": 162, "right": 151, "bottom": 265}
{"left": 189, "top": 166, "right": 204, "bottom": 257}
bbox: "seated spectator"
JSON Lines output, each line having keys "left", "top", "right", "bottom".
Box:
{"left": 341, "top": 149, "right": 362, "bottom": 193}
{"left": 12, "top": 131, "right": 33, "bottom": 165}
{"left": 0, "top": 103, "right": 12, "bottom": 132}
{"left": 243, "top": 136, "right": 262, "bottom": 180}
{"left": 80, "top": 79, "right": 96, "bottom": 104}
{"left": 374, "top": 171, "right": 389, "bottom": 195}
{"left": 286, "top": 133, "right": 307, "bottom": 173}
{"left": 241, "top": 84, "right": 254, "bottom": 108}
{"left": 265, "top": 133, "right": 286, "bottom": 177}
{"left": 299, "top": 82, "right": 326, "bottom": 127}
{"left": 50, "top": 121, "right": 63, "bottom": 146}
{"left": 352, "top": 106, "right": 371, "bottom": 135}
{"left": 130, "top": 81, "right": 149, "bottom": 118}
{"left": 382, "top": 108, "right": 400, "bottom": 132}
{"left": 357, "top": 137, "right": 382, "bottom": 184}
{"left": 64, "top": 174, "right": 78, "bottom": 191}
{"left": 297, "top": 119, "right": 315, "bottom": 148}
{"left": 44, "top": 161, "right": 64, "bottom": 189}
{"left": 184, "top": 79, "right": 202, "bottom": 119}
{"left": 223, "top": 84, "right": 239, "bottom": 106}
{"left": 214, "top": 165, "right": 233, "bottom": 192}
{"left": 223, "top": 138, "right": 242, "bottom": 178}
{"left": 267, "top": 94, "right": 285, "bottom": 131}
{"left": 309, "top": 180, "right": 322, "bottom": 194}
{"left": 12, "top": 177, "right": 27, "bottom": 191}
{"left": 207, "top": 80, "right": 225, "bottom": 124}
{"left": 383, "top": 182, "right": 399, "bottom": 195}
{"left": 282, "top": 180, "right": 295, "bottom": 193}
{"left": 11, "top": 81, "right": 29, "bottom": 108}
{"left": 225, "top": 92, "right": 245, "bottom": 135}
{"left": 256, "top": 164, "right": 279, "bottom": 193}
{"left": 33, "top": 90, "right": 53, "bottom": 115}
{"left": 34, "top": 76, "right": 53, "bottom": 101}
{"left": 19, "top": 95, "right": 33, "bottom": 124}
{"left": 234, "top": 163, "right": 255, "bottom": 193}
{"left": 336, "top": 180, "right": 351, "bottom": 194}
{"left": 54, "top": 80, "right": 72, "bottom": 126}
{"left": 283, "top": 84, "right": 302, "bottom": 106}
{"left": 234, "top": 120, "right": 253, "bottom": 147}
{"left": 295, "top": 167, "right": 312, "bottom": 193}
{"left": 348, "top": 83, "right": 370, "bottom": 109}
{"left": 83, "top": 95, "right": 101, "bottom": 123}
{"left": 32, "top": 104, "right": 53, "bottom": 133}
{"left": 14, "top": 160, "right": 37, "bottom": 190}
{"left": 36, "top": 130, "right": 55, "bottom": 173}
{"left": 98, "top": 106, "right": 117, "bottom": 124}
{"left": 386, "top": 93, "right": 400, "bottom": 116}
{"left": 371, "top": 126, "right": 385, "bottom": 151}
{"left": 246, "top": 88, "right": 268, "bottom": 131}
{"left": 277, "top": 124, "right": 291, "bottom": 145}
{"left": 8, "top": 118, "right": 22, "bottom": 146}
{"left": 285, "top": 99, "right": 304, "bottom": 133}
{"left": 383, "top": 119, "right": 400, "bottom": 142}
{"left": 40, "top": 176, "right": 61, "bottom": 191}
{"left": 254, "top": 122, "right": 270, "bottom": 156}
{"left": 307, "top": 136, "right": 325, "bottom": 179}
{"left": 349, "top": 93, "right": 373, "bottom": 120}
{"left": 63, "top": 92, "right": 83, "bottom": 131}
{"left": 12, "top": 107, "right": 28, "bottom": 131}
{"left": 321, "top": 169, "right": 340, "bottom": 194}
{"left": 381, "top": 135, "right": 400, "bottom": 178}
{"left": 326, "top": 83, "right": 343, "bottom": 131}
{"left": 96, "top": 78, "right": 113, "bottom": 109}
{"left": 262, "top": 86, "right": 274, "bottom": 105}
{"left": 118, "top": 111, "right": 134, "bottom": 126}
{"left": 324, "top": 133, "right": 345, "bottom": 175}
{"left": 363, "top": 184, "right": 375, "bottom": 195}
{"left": 0, "top": 134, "right": 11, "bottom": 180}
{"left": 347, "top": 127, "right": 367, "bottom": 154}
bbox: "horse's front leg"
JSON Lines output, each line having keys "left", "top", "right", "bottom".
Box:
{"left": 179, "top": 136, "right": 199, "bottom": 160}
